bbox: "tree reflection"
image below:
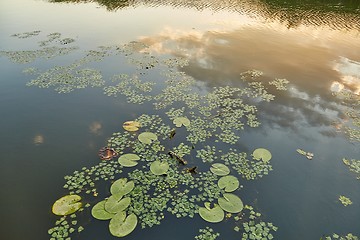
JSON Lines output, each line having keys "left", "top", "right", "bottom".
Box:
{"left": 48, "top": 0, "right": 360, "bottom": 30}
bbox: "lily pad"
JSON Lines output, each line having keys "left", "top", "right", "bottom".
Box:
{"left": 91, "top": 200, "right": 115, "bottom": 220}
{"left": 210, "top": 163, "right": 230, "bottom": 176}
{"left": 198, "top": 203, "right": 224, "bottom": 223}
{"left": 123, "top": 121, "right": 141, "bottom": 132}
{"left": 173, "top": 117, "right": 190, "bottom": 127}
{"left": 52, "top": 195, "right": 82, "bottom": 216}
{"left": 252, "top": 148, "right": 272, "bottom": 162}
{"left": 118, "top": 153, "right": 140, "bottom": 167}
{"left": 218, "top": 175, "right": 239, "bottom": 192}
{"left": 109, "top": 212, "right": 138, "bottom": 237}
{"left": 138, "top": 132, "right": 157, "bottom": 144}
{"left": 110, "top": 178, "right": 135, "bottom": 196}
{"left": 105, "top": 193, "right": 131, "bottom": 214}
{"left": 150, "top": 161, "right": 169, "bottom": 175}
{"left": 218, "top": 193, "right": 243, "bottom": 213}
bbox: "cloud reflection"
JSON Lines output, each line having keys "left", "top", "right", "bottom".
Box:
{"left": 33, "top": 134, "right": 44, "bottom": 145}
{"left": 89, "top": 121, "right": 102, "bottom": 135}
{"left": 139, "top": 22, "right": 360, "bottom": 137}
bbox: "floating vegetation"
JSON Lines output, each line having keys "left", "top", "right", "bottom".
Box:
{"left": 196, "top": 145, "right": 218, "bottom": 163}
{"left": 118, "top": 153, "right": 141, "bottom": 167}
{"left": 218, "top": 193, "right": 244, "bottom": 213}
{"left": 210, "top": 163, "right": 230, "bottom": 176}
{"left": 198, "top": 203, "right": 225, "bottom": 223}
{"left": 26, "top": 66, "right": 104, "bottom": 93}
{"left": 342, "top": 158, "right": 360, "bottom": 179}
{"left": 296, "top": 148, "right": 314, "bottom": 160}
{"left": 332, "top": 90, "right": 360, "bottom": 142}
{"left": 123, "top": 121, "right": 141, "bottom": 132}
{"left": 221, "top": 149, "right": 273, "bottom": 180}
{"left": 173, "top": 116, "right": 191, "bottom": 127}
{"left": 150, "top": 160, "right": 169, "bottom": 175}
{"left": 269, "top": 78, "right": 289, "bottom": 91}
{"left": 11, "top": 30, "right": 41, "bottom": 39}
{"left": 252, "top": 148, "right": 272, "bottom": 162}
{"left": 339, "top": 195, "right": 353, "bottom": 206}
{"left": 52, "top": 195, "right": 82, "bottom": 216}
{"left": 138, "top": 132, "right": 158, "bottom": 144}
{"left": 5, "top": 34, "right": 284, "bottom": 239}
{"left": 195, "top": 227, "right": 220, "bottom": 240}
{"left": 104, "top": 74, "right": 155, "bottom": 104}
{"left": 218, "top": 175, "right": 240, "bottom": 192}
{"left": 322, "top": 233, "right": 359, "bottom": 240}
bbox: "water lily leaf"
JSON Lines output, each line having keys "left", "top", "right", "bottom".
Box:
{"left": 173, "top": 117, "right": 190, "bottom": 127}
{"left": 123, "top": 121, "right": 141, "bottom": 132}
{"left": 110, "top": 178, "right": 135, "bottom": 196}
{"left": 118, "top": 153, "right": 140, "bottom": 167}
{"left": 218, "top": 175, "right": 239, "bottom": 192}
{"left": 218, "top": 193, "right": 243, "bottom": 213}
{"left": 150, "top": 160, "right": 169, "bottom": 175}
{"left": 109, "top": 212, "right": 138, "bottom": 237}
{"left": 252, "top": 148, "right": 272, "bottom": 162}
{"left": 91, "top": 200, "right": 115, "bottom": 220}
{"left": 210, "top": 163, "right": 230, "bottom": 176}
{"left": 52, "top": 195, "right": 82, "bottom": 216}
{"left": 138, "top": 132, "right": 157, "bottom": 144}
{"left": 105, "top": 193, "right": 131, "bottom": 214}
{"left": 198, "top": 203, "right": 224, "bottom": 223}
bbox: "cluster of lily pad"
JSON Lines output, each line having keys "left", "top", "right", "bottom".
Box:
{"left": 195, "top": 227, "right": 220, "bottom": 240}
{"left": 322, "top": 233, "right": 359, "bottom": 240}
{"left": 296, "top": 149, "right": 314, "bottom": 160}
{"left": 332, "top": 90, "right": 360, "bottom": 142}
{"left": 3, "top": 32, "right": 283, "bottom": 239}
{"left": 339, "top": 195, "right": 353, "bottom": 206}
{"left": 233, "top": 205, "right": 278, "bottom": 240}
{"left": 49, "top": 195, "right": 89, "bottom": 239}
{"left": 342, "top": 158, "right": 360, "bottom": 180}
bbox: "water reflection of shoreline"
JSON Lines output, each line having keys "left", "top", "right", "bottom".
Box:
{"left": 48, "top": 0, "right": 360, "bottom": 31}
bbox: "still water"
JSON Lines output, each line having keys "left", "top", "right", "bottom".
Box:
{"left": 0, "top": 0, "right": 359, "bottom": 240}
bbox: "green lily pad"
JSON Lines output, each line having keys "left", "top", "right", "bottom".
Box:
{"left": 105, "top": 193, "right": 131, "bottom": 214}
{"left": 218, "top": 193, "right": 243, "bottom": 213}
{"left": 138, "top": 132, "right": 157, "bottom": 144}
{"left": 173, "top": 117, "right": 190, "bottom": 127}
{"left": 150, "top": 160, "right": 169, "bottom": 175}
{"left": 109, "top": 212, "right": 138, "bottom": 237}
{"left": 210, "top": 163, "right": 230, "bottom": 176}
{"left": 123, "top": 121, "right": 141, "bottom": 132}
{"left": 198, "top": 203, "right": 224, "bottom": 223}
{"left": 118, "top": 153, "right": 140, "bottom": 167}
{"left": 91, "top": 200, "right": 115, "bottom": 220}
{"left": 110, "top": 178, "right": 135, "bottom": 195}
{"left": 52, "top": 195, "right": 82, "bottom": 216}
{"left": 252, "top": 148, "right": 272, "bottom": 162}
{"left": 218, "top": 175, "right": 239, "bottom": 192}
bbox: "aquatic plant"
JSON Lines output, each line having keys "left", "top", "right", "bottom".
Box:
{"left": 4, "top": 33, "right": 285, "bottom": 239}
{"left": 339, "top": 195, "right": 353, "bottom": 206}
{"left": 195, "top": 227, "right": 220, "bottom": 240}
{"left": 322, "top": 233, "right": 359, "bottom": 240}
{"left": 342, "top": 158, "right": 360, "bottom": 179}
{"left": 296, "top": 148, "right": 314, "bottom": 160}
{"left": 52, "top": 195, "right": 82, "bottom": 216}
{"left": 198, "top": 203, "right": 225, "bottom": 223}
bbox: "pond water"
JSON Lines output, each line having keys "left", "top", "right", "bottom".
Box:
{"left": 0, "top": 0, "right": 360, "bottom": 240}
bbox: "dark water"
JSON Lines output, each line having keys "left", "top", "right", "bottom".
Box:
{"left": 0, "top": 0, "right": 359, "bottom": 240}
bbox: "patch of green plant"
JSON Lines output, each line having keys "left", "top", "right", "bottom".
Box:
{"left": 342, "top": 158, "right": 360, "bottom": 179}
{"left": 195, "top": 227, "right": 220, "bottom": 240}
{"left": 322, "top": 233, "right": 359, "bottom": 240}
{"left": 339, "top": 195, "right": 353, "bottom": 206}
